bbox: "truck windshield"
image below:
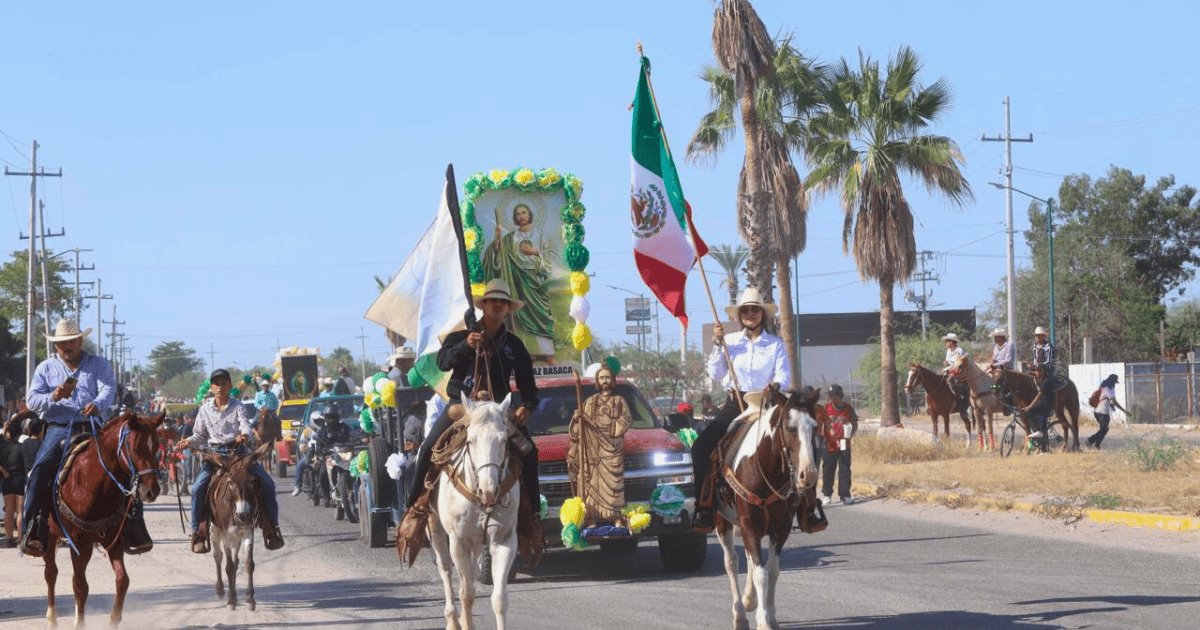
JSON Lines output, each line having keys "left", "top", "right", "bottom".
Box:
{"left": 279, "top": 404, "right": 305, "bottom": 421}
{"left": 515, "top": 383, "right": 656, "bottom": 435}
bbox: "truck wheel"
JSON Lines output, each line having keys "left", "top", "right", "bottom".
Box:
{"left": 359, "top": 481, "right": 389, "bottom": 547}
{"left": 338, "top": 473, "right": 359, "bottom": 524}
{"left": 599, "top": 538, "right": 638, "bottom": 555}
{"left": 658, "top": 533, "right": 707, "bottom": 572}
{"left": 368, "top": 437, "right": 395, "bottom": 512}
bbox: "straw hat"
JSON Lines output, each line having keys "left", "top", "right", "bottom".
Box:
{"left": 725, "top": 288, "right": 777, "bottom": 320}
{"left": 941, "top": 333, "right": 960, "bottom": 343}
{"left": 388, "top": 347, "right": 417, "bottom": 365}
{"left": 991, "top": 328, "right": 1008, "bottom": 338}
{"left": 473, "top": 279, "right": 525, "bottom": 310}
{"left": 46, "top": 318, "right": 92, "bottom": 343}
{"left": 1034, "top": 326, "right": 1048, "bottom": 336}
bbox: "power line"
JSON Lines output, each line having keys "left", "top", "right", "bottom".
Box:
{"left": 0, "top": 129, "right": 30, "bottom": 163}
{"left": 1034, "top": 103, "right": 1200, "bottom": 135}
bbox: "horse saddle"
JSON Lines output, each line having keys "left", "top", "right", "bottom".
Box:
{"left": 55, "top": 432, "right": 97, "bottom": 487}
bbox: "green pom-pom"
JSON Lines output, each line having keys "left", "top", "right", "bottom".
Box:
{"left": 676, "top": 427, "right": 698, "bottom": 449}
{"left": 460, "top": 198, "right": 476, "bottom": 224}
{"left": 360, "top": 407, "right": 376, "bottom": 433}
{"left": 407, "top": 367, "right": 428, "bottom": 388}
{"left": 603, "top": 356, "right": 621, "bottom": 377}
{"left": 562, "top": 223, "right": 585, "bottom": 245}
{"left": 467, "top": 253, "right": 483, "bottom": 283}
{"left": 564, "top": 243, "right": 590, "bottom": 271}
{"left": 560, "top": 201, "right": 586, "bottom": 224}
{"left": 539, "top": 494, "right": 548, "bottom": 520}
{"left": 464, "top": 174, "right": 486, "bottom": 197}
{"left": 560, "top": 522, "right": 589, "bottom": 551}
{"left": 261, "top": 372, "right": 272, "bottom": 381}
{"left": 230, "top": 387, "right": 241, "bottom": 397}
{"left": 242, "top": 374, "right": 253, "bottom": 385}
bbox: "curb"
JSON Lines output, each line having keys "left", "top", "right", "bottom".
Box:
{"left": 850, "top": 481, "right": 1200, "bottom": 533}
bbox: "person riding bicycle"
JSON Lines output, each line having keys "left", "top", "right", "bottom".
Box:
{"left": 691, "top": 288, "right": 791, "bottom": 532}
{"left": 1021, "top": 365, "right": 1056, "bottom": 453}
{"left": 941, "top": 333, "right": 971, "bottom": 411}
{"left": 173, "top": 368, "right": 284, "bottom": 554}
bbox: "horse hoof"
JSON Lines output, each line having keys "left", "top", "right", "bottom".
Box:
{"left": 248, "top": 601, "right": 256, "bottom": 612}
{"left": 734, "top": 618, "right": 750, "bottom": 630}
{"left": 227, "top": 602, "right": 237, "bottom": 611}
{"left": 742, "top": 595, "right": 757, "bottom": 612}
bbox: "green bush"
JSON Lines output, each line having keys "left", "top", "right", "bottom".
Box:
{"left": 1083, "top": 493, "right": 1122, "bottom": 509}
{"left": 1128, "top": 437, "right": 1189, "bottom": 472}
{"left": 853, "top": 324, "right": 979, "bottom": 416}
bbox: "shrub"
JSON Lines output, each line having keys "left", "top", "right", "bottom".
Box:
{"left": 1127, "top": 437, "right": 1189, "bottom": 472}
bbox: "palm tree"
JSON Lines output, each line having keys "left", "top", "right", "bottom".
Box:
{"left": 805, "top": 47, "right": 973, "bottom": 425}
{"left": 709, "top": 244, "right": 750, "bottom": 305}
{"left": 689, "top": 24, "right": 826, "bottom": 373}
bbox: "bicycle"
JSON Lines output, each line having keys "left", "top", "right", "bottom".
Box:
{"left": 999, "top": 405, "right": 1065, "bottom": 457}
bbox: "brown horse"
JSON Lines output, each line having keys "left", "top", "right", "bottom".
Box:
{"left": 203, "top": 440, "right": 274, "bottom": 611}
{"left": 44, "top": 411, "right": 165, "bottom": 627}
{"left": 253, "top": 407, "right": 282, "bottom": 447}
{"left": 988, "top": 367, "right": 1082, "bottom": 451}
{"left": 904, "top": 363, "right": 972, "bottom": 438}
{"left": 714, "top": 388, "right": 821, "bottom": 630}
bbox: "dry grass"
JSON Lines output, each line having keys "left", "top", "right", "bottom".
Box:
{"left": 853, "top": 433, "right": 1200, "bottom": 515}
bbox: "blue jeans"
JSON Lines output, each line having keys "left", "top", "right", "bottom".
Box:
{"left": 293, "top": 453, "right": 308, "bottom": 486}
{"left": 21, "top": 425, "right": 72, "bottom": 533}
{"left": 191, "top": 450, "right": 279, "bottom": 532}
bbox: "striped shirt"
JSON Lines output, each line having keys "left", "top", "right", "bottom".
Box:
{"left": 27, "top": 353, "right": 116, "bottom": 426}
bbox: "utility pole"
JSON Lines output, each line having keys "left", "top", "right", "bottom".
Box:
{"left": 904, "top": 251, "right": 940, "bottom": 340}
{"left": 85, "top": 278, "right": 113, "bottom": 358}
{"left": 5, "top": 140, "right": 62, "bottom": 394}
{"left": 33, "top": 201, "right": 66, "bottom": 357}
{"left": 209, "top": 343, "right": 216, "bottom": 374}
{"left": 983, "top": 97, "right": 1032, "bottom": 365}
{"left": 356, "top": 327, "right": 369, "bottom": 382}
{"left": 70, "top": 248, "right": 95, "bottom": 320}
{"left": 103, "top": 305, "right": 125, "bottom": 376}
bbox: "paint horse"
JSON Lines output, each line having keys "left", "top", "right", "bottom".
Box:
{"left": 904, "top": 363, "right": 973, "bottom": 438}
{"left": 714, "top": 387, "right": 821, "bottom": 630}
{"left": 42, "top": 411, "right": 165, "bottom": 628}
{"left": 988, "top": 367, "right": 1082, "bottom": 451}
{"left": 946, "top": 356, "right": 1008, "bottom": 450}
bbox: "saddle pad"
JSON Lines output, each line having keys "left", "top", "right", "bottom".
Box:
{"left": 55, "top": 433, "right": 96, "bottom": 487}
{"left": 716, "top": 419, "right": 756, "bottom": 469}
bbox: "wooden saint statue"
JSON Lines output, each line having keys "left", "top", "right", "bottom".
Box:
{"left": 568, "top": 365, "right": 633, "bottom": 526}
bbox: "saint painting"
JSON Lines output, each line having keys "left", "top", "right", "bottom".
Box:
{"left": 483, "top": 203, "right": 556, "bottom": 357}
{"left": 568, "top": 366, "right": 633, "bottom": 526}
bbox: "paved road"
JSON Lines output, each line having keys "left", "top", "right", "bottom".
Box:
{"left": 3, "top": 477, "right": 1198, "bottom": 629}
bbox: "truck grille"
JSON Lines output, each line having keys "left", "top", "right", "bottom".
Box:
{"left": 542, "top": 478, "right": 693, "bottom": 506}
{"left": 539, "top": 453, "right": 657, "bottom": 478}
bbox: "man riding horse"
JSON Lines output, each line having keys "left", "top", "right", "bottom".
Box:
{"left": 19, "top": 318, "right": 154, "bottom": 557}
{"left": 941, "top": 333, "right": 971, "bottom": 412}
{"left": 173, "top": 368, "right": 284, "bottom": 554}
{"left": 1032, "top": 326, "right": 1057, "bottom": 377}
{"left": 990, "top": 328, "right": 1013, "bottom": 370}
{"left": 691, "top": 288, "right": 791, "bottom": 532}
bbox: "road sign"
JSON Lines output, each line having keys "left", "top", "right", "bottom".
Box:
{"left": 626, "top": 325, "right": 652, "bottom": 335}
{"left": 625, "top": 297, "right": 652, "bottom": 322}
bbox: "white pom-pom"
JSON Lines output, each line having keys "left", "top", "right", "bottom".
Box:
{"left": 583, "top": 362, "right": 603, "bottom": 378}
{"left": 386, "top": 453, "right": 404, "bottom": 480}
{"left": 569, "top": 296, "right": 591, "bottom": 322}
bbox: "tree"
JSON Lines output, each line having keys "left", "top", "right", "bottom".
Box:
{"left": 690, "top": 21, "right": 827, "bottom": 373}
{"left": 708, "top": 244, "right": 749, "bottom": 305}
{"left": 0, "top": 314, "right": 23, "bottom": 397}
{"left": 159, "top": 370, "right": 205, "bottom": 401}
{"left": 148, "top": 341, "right": 203, "bottom": 384}
{"left": 325, "top": 347, "right": 356, "bottom": 376}
{"left": 0, "top": 249, "right": 77, "bottom": 358}
{"left": 806, "top": 47, "right": 972, "bottom": 425}
{"left": 1166, "top": 299, "right": 1200, "bottom": 357}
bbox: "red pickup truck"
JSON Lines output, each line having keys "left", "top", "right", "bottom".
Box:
{"left": 522, "top": 377, "right": 707, "bottom": 572}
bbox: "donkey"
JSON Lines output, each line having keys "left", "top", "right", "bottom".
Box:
{"left": 43, "top": 411, "right": 165, "bottom": 628}
{"left": 904, "top": 363, "right": 973, "bottom": 439}
{"left": 714, "top": 388, "right": 821, "bottom": 630}
{"left": 947, "top": 356, "right": 1007, "bottom": 450}
{"left": 428, "top": 393, "right": 521, "bottom": 630}
{"left": 203, "top": 440, "right": 274, "bottom": 611}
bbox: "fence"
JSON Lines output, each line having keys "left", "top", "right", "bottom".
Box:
{"left": 1070, "top": 361, "right": 1199, "bottom": 425}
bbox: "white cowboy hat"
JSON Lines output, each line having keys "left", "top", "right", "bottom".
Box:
{"left": 991, "top": 328, "right": 1008, "bottom": 338}
{"left": 941, "top": 333, "right": 960, "bottom": 343}
{"left": 725, "top": 288, "right": 778, "bottom": 320}
{"left": 46, "top": 318, "right": 92, "bottom": 343}
{"left": 387, "top": 347, "right": 417, "bottom": 364}
{"left": 473, "top": 279, "right": 525, "bottom": 310}
{"left": 1033, "top": 326, "right": 1048, "bottom": 336}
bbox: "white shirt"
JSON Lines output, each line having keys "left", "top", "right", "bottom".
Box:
{"left": 191, "top": 397, "right": 253, "bottom": 446}
{"left": 944, "top": 346, "right": 966, "bottom": 371}
{"left": 992, "top": 341, "right": 1013, "bottom": 368}
{"left": 1096, "top": 385, "right": 1117, "bottom": 415}
{"left": 707, "top": 330, "right": 791, "bottom": 392}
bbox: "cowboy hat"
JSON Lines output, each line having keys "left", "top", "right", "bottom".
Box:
{"left": 47, "top": 318, "right": 92, "bottom": 343}
{"left": 725, "top": 288, "right": 777, "bottom": 320}
{"left": 473, "top": 279, "right": 525, "bottom": 310}
{"left": 941, "top": 333, "right": 960, "bottom": 343}
{"left": 991, "top": 328, "right": 1008, "bottom": 338}
{"left": 388, "top": 347, "right": 417, "bottom": 364}
{"left": 1034, "top": 326, "right": 1048, "bottom": 336}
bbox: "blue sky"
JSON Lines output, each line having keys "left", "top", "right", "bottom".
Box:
{"left": 3, "top": 1, "right": 1199, "bottom": 376}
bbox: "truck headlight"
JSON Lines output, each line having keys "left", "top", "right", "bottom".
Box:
{"left": 652, "top": 451, "right": 691, "bottom": 467}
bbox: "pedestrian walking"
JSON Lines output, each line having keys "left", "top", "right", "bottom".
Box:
{"left": 820, "top": 384, "right": 859, "bottom": 506}
{"left": 1, "top": 417, "right": 27, "bottom": 546}
{"left": 1088, "top": 374, "right": 1128, "bottom": 449}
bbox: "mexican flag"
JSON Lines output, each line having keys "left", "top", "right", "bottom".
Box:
{"left": 630, "top": 55, "right": 708, "bottom": 326}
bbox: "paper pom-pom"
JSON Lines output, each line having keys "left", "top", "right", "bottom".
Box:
{"left": 385, "top": 453, "right": 405, "bottom": 481}
{"left": 471, "top": 282, "right": 486, "bottom": 297}
{"left": 539, "top": 494, "right": 548, "bottom": 520}
{"left": 560, "top": 201, "right": 586, "bottom": 224}
{"left": 372, "top": 372, "right": 389, "bottom": 394}
{"left": 603, "top": 355, "right": 621, "bottom": 377}
{"left": 242, "top": 374, "right": 253, "bottom": 385}
{"left": 560, "top": 496, "right": 586, "bottom": 528}
{"left": 364, "top": 393, "right": 381, "bottom": 409}
{"left": 650, "top": 485, "right": 686, "bottom": 517}
{"left": 562, "top": 222, "right": 585, "bottom": 244}
{"left": 571, "top": 322, "right": 593, "bottom": 351}
{"left": 568, "top": 296, "right": 590, "bottom": 322}
{"left": 629, "top": 512, "right": 651, "bottom": 534}
{"left": 407, "top": 367, "right": 427, "bottom": 388}
{"left": 676, "top": 427, "right": 698, "bottom": 449}
{"left": 564, "top": 243, "right": 590, "bottom": 271}
{"left": 569, "top": 271, "right": 590, "bottom": 296}
{"left": 230, "top": 387, "right": 241, "bottom": 398}
{"left": 561, "top": 522, "right": 589, "bottom": 551}
{"left": 350, "top": 450, "right": 370, "bottom": 477}
{"left": 380, "top": 380, "right": 397, "bottom": 407}
{"left": 359, "top": 407, "right": 375, "bottom": 432}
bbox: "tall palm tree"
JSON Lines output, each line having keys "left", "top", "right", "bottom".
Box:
{"left": 805, "top": 47, "right": 972, "bottom": 425}
{"left": 689, "top": 27, "right": 826, "bottom": 373}
{"left": 709, "top": 244, "right": 750, "bottom": 305}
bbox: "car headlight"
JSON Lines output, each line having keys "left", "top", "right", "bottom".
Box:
{"left": 652, "top": 451, "right": 691, "bottom": 467}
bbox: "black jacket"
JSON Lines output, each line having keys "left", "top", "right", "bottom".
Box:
{"left": 437, "top": 326, "right": 538, "bottom": 410}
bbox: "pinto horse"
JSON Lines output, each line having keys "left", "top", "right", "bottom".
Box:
{"left": 43, "top": 411, "right": 165, "bottom": 628}
{"left": 947, "top": 356, "right": 1007, "bottom": 450}
{"left": 988, "top": 367, "right": 1082, "bottom": 451}
{"left": 904, "top": 363, "right": 972, "bottom": 438}
{"left": 714, "top": 387, "right": 820, "bottom": 630}
{"left": 203, "top": 441, "right": 274, "bottom": 611}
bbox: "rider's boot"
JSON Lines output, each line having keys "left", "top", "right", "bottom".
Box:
{"left": 123, "top": 500, "right": 154, "bottom": 555}
{"left": 691, "top": 471, "right": 718, "bottom": 533}
{"left": 191, "top": 521, "right": 210, "bottom": 554}
{"left": 263, "top": 526, "right": 285, "bottom": 550}
{"left": 18, "top": 514, "right": 47, "bottom": 557}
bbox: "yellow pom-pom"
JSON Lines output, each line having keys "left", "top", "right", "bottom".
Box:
{"left": 560, "top": 496, "right": 586, "bottom": 528}
{"left": 365, "top": 393, "right": 381, "bottom": 409}
{"left": 463, "top": 228, "right": 478, "bottom": 251}
{"left": 471, "top": 282, "right": 486, "bottom": 297}
{"left": 567, "top": 175, "right": 584, "bottom": 198}
{"left": 569, "top": 271, "right": 590, "bottom": 297}
{"left": 488, "top": 169, "right": 509, "bottom": 186}
{"left": 571, "top": 322, "right": 593, "bottom": 351}
{"left": 380, "top": 380, "right": 397, "bottom": 407}
{"left": 628, "top": 512, "right": 651, "bottom": 534}
{"left": 514, "top": 168, "right": 536, "bottom": 186}
{"left": 537, "top": 168, "right": 562, "bottom": 188}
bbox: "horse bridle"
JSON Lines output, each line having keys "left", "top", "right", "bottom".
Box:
{"left": 92, "top": 416, "right": 162, "bottom": 498}
{"left": 460, "top": 439, "right": 512, "bottom": 513}
{"left": 725, "top": 389, "right": 804, "bottom": 509}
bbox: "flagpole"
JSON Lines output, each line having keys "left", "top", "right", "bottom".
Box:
{"left": 637, "top": 42, "right": 744, "bottom": 411}
{"left": 445, "top": 163, "right": 478, "bottom": 331}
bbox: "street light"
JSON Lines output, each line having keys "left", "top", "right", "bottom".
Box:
{"left": 989, "top": 182, "right": 1056, "bottom": 348}
{"left": 608, "top": 284, "right": 648, "bottom": 355}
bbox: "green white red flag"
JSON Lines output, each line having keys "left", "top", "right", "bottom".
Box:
{"left": 630, "top": 55, "right": 707, "bottom": 326}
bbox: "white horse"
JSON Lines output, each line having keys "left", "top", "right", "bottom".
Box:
{"left": 714, "top": 390, "right": 820, "bottom": 630}
{"left": 950, "top": 356, "right": 1006, "bottom": 450}
{"left": 428, "top": 393, "right": 521, "bottom": 630}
